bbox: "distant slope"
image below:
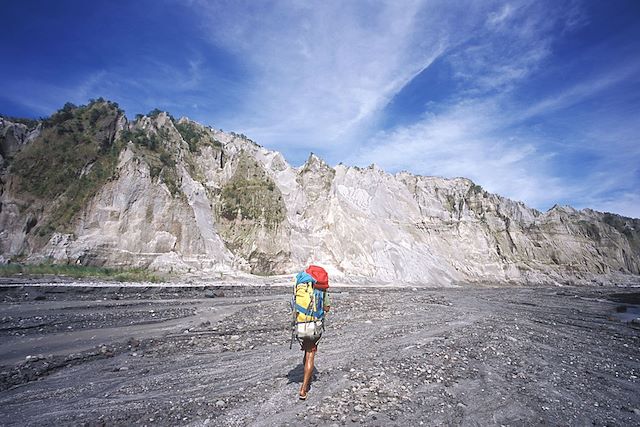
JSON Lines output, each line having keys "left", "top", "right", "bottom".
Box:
{"left": 1, "top": 100, "right": 638, "bottom": 286}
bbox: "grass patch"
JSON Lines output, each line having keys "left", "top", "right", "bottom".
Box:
{"left": 219, "top": 151, "right": 285, "bottom": 223}
{"left": 0, "top": 264, "right": 164, "bottom": 282}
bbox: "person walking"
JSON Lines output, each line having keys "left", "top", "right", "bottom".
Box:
{"left": 292, "top": 266, "right": 330, "bottom": 400}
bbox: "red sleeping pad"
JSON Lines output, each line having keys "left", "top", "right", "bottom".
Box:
{"left": 306, "top": 265, "right": 329, "bottom": 290}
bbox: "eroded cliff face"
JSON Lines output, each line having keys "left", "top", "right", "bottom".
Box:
{"left": 1, "top": 102, "right": 638, "bottom": 285}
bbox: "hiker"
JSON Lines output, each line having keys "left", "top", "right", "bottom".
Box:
{"left": 292, "top": 265, "right": 330, "bottom": 400}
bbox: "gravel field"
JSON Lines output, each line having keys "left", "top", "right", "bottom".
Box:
{"left": 0, "top": 283, "right": 639, "bottom": 426}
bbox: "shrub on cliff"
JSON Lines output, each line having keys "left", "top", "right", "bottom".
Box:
{"left": 10, "top": 101, "right": 124, "bottom": 236}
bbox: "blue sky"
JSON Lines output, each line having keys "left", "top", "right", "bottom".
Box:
{"left": 1, "top": 1, "right": 639, "bottom": 218}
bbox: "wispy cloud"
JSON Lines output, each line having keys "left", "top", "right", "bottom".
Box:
{"left": 182, "top": 0, "right": 639, "bottom": 217}
{"left": 348, "top": 97, "right": 568, "bottom": 208}
{"left": 351, "top": 66, "right": 640, "bottom": 216}
{"left": 335, "top": 1, "right": 638, "bottom": 218}
{"left": 187, "top": 0, "right": 501, "bottom": 155}
{"left": 1, "top": 0, "right": 637, "bottom": 218}
{"left": 445, "top": 0, "right": 585, "bottom": 97}
{"left": 518, "top": 62, "right": 640, "bottom": 122}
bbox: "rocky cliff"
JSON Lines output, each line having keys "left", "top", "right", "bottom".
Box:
{"left": 1, "top": 101, "right": 638, "bottom": 286}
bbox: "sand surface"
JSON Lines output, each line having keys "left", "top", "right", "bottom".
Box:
{"left": 1, "top": 283, "right": 639, "bottom": 426}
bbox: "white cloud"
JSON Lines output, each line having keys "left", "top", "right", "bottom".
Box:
{"left": 486, "top": 4, "right": 514, "bottom": 27}
{"left": 350, "top": 62, "right": 640, "bottom": 216}
{"left": 445, "top": 0, "right": 585, "bottom": 96}
{"left": 184, "top": 1, "right": 638, "bottom": 218}
{"left": 189, "top": 0, "right": 499, "bottom": 151}
{"left": 586, "top": 192, "right": 640, "bottom": 219}
{"left": 348, "top": 97, "right": 570, "bottom": 208}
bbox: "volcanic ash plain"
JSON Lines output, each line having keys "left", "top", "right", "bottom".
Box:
{"left": 0, "top": 284, "right": 639, "bottom": 426}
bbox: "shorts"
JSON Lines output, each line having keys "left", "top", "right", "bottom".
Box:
{"left": 301, "top": 335, "right": 321, "bottom": 352}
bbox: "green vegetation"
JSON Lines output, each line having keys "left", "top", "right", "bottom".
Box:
{"left": 147, "top": 108, "right": 163, "bottom": 118}
{"left": 128, "top": 141, "right": 181, "bottom": 196}
{"left": 229, "top": 131, "right": 254, "bottom": 144}
{"left": 175, "top": 121, "right": 225, "bottom": 186}
{"left": 0, "top": 263, "right": 163, "bottom": 282}
{"left": 445, "top": 194, "right": 457, "bottom": 213}
{"left": 469, "top": 183, "right": 484, "bottom": 195}
{"left": 120, "top": 128, "right": 160, "bottom": 150}
{"left": 0, "top": 114, "right": 40, "bottom": 128}
{"left": 175, "top": 121, "right": 205, "bottom": 151}
{"left": 146, "top": 108, "right": 172, "bottom": 120}
{"left": 577, "top": 220, "right": 601, "bottom": 241}
{"left": 603, "top": 213, "right": 634, "bottom": 236}
{"left": 296, "top": 155, "right": 336, "bottom": 194}
{"left": 175, "top": 121, "right": 223, "bottom": 153}
{"left": 219, "top": 152, "right": 285, "bottom": 224}
{"left": 602, "top": 213, "right": 639, "bottom": 252}
{"left": 10, "top": 101, "right": 125, "bottom": 236}
{"left": 119, "top": 117, "right": 183, "bottom": 197}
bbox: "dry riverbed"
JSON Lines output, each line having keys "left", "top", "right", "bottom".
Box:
{"left": 0, "top": 283, "right": 639, "bottom": 426}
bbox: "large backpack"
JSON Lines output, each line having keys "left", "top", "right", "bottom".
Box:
{"left": 291, "top": 267, "right": 329, "bottom": 345}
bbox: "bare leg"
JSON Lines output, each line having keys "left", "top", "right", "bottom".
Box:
{"left": 299, "top": 345, "right": 315, "bottom": 398}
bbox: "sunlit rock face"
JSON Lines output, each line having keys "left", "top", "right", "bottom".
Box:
{"left": 1, "top": 104, "right": 638, "bottom": 285}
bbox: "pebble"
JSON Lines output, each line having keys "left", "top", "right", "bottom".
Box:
{"left": 6, "top": 286, "right": 639, "bottom": 425}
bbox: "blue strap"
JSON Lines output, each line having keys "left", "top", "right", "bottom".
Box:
{"left": 295, "top": 303, "right": 313, "bottom": 315}
{"left": 295, "top": 303, "right": 324, "bottom": 319}
{"left": 293, "top": 284, "right": 325, "bottom": 320}
{"left": 313, "top": 289, "right": 325, "bottom": 319}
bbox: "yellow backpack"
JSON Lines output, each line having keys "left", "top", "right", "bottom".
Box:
{"left": 290, "top": 271, "right": 327, "bottom": 347}
{"left": 294, "top": 282, "right": 325, "bottom": 323}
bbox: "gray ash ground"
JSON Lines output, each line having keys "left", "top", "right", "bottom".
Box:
{"left": 0, "top": 284, "right": 639, "bottom": 426}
